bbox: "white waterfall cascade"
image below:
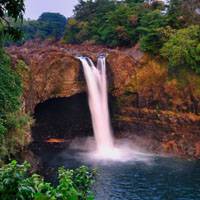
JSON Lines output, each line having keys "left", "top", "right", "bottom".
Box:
{"left": 78, "top": 56, "right": 114, "bottom": 155}
{"left": 78, "top": 56, "right": 152, "bottom": 162}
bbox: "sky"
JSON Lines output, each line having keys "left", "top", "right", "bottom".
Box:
{"left": 24, "top": 0, "right": 78, "bottom": 20}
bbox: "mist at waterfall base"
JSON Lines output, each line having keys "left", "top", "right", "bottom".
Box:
{"left": 74, "top": 56, "right": 153, "bottom": 163}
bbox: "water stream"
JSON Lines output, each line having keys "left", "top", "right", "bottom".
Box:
{"left": 78, "top": 56, "right": 114, "bottom": 154}
{"left": 78, "top": 56, "right": 150, "bottom": 161}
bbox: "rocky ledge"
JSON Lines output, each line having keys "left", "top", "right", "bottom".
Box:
{"left": 7, "top": 41, "right": 137, "bottom": 112}
{"left": 115, "top": 107, "right": 200, "bottom": 159}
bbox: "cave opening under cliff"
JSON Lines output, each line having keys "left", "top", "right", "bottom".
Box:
{"left": 31, "top": 93, "right": 92, "bottom": 142}
{"left": 31, "top": 93, "right": 116, "bottom": 143}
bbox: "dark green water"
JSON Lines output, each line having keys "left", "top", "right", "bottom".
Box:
{"left": 94, "top": 159, "right": 200, "bottom": 200}
{"left": 31, "top": 142, "right": 200, "bottom": 200}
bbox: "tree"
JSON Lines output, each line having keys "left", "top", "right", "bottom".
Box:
{"left": 161, "top": 25, "right": 200, "bottom": 73}
{"left": 0, "top": 0, "right": 24, "bottom": 21}
{"left": 38, "top": 12, "right": 67, "bottom": 39}
{"left": 0, "top": 0, "right": 25, "bottom": 135}
{"left": 0, "top": 0, "right": 25, "bottom": 42}
{"left": 64, "top": 0, "right": 119, "bottom": 45}
{"left": 64, "top": 0, "right": 169, "bottom": 47}
{"left": 167, "top": 0, "right": 200, "bottom": 27}
{"left": 0, "top": 0, "right": 32, "bottom": 163}
{"left": 97, "top": 3, "right": 138, "bottom": 46}
{"left": 138, "top": 9, "right": 168, "bottom": 54}
{"left": 19, "top": 12, "right": 67, "bottom": 43}
{"left": 0, "top": 53, "right": 22, "bottom": 118}
{"left": 74, "top": 0, "right": 116, "bottom": 21}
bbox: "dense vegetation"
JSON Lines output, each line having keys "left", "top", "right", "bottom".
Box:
{"left": 0, "top": 0, "right": 32, "bottom": 164}
{"left": 161, "top": 25, "right": 200, "bottom": 73}
{"left": 0, "top": 50, "right": 32, "bottom": 164}
{"left": 4, "top": 12, "right": 67, "bottom": 45}
{"left": 0, "top": 0, "right": 24, "bottom": 42}
{"left": 64, "top": 0, "right": 200, "bottom": 73}
{"left": 0, "top": 161, "right": 95, "bottom": 200}
{"left": 20, "top": 12, "right": 67, "bottom": 42}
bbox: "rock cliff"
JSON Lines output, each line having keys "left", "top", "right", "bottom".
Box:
{"left": 8, "top": 41, "right": 136, "bottom": 112}
{"left": 7, "top": 41, "right": 200, "bottom": 158}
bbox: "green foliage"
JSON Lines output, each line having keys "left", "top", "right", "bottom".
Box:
{"left": 0, "top": 50, "right": 32, "bottom": 163}
{"left": 161, "top": 25, "right": 200, "bottom": 73}
{"left": 0, "top": 0, "right": 24, "bottom": 20}
{"left": 166, "top": 0, "right": 183, "bottom": 28}
{"left": 138, "top": 10, "right": 168, "bottom": 54}
{"left": 22, "top": 13, "right": 67, "bottom": 42}
{"left": 64, "top": 18, "right": 83, "bottom": 44}
{"left": 5, "top": 12, "right": 67, "bottom": 45}
{"left": 0, "top": 0, "right": 32, "bottom": 163}
{"left": 0, "top": 161, "right": 95, "bottom": 200}
{"left": 0, "top": 0, "right": 24, "bottom": 42}
{"left": 64, "top": 0, "right": 119, "bottom": 45}
{"left": 64, "top": 0, "right": 150, "bottom": 46}
{"left": 64, "top": 0, "right": 199, "bottom": 62}
{"left": 37, "top": 12, "right": 67, "bottom": 39}
{"left": 0, "top": 120, "right": 7, "bottom": 135}
{"left": 0, "top": 52, "right": 22, "bottom": 116}
{"left": 96, "top": 3, "right": 138, "bottom": 46}
{"left": 74, "top": 0, "right": 116, "bottom": 22}
{"left": 64, "top": 0, "right": 171, "bottom": 47}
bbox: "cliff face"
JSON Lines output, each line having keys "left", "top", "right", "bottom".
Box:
{"left": 115, "top": 107, "right": 200, "bottom": 158}
{"left": 8, "top": 41, "right": 136, "bottom": 112}
{"left": 126, "top": 54, "right": 200, "bottom": 114}
{"left": 7, "top": 41, "right": 200, "bottom": 158}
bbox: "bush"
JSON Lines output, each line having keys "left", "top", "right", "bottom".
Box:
{"left": 0, "top": 52, "right": 22, "bottom": 116}
{"left": 0, "top": 161, "right": 95, "bottom": 200}
{"left": 95, "top": 4, "right": 138, "bottom": 47}
{"left": 161, "top": 25, "right": 200, "bottom": 73}
{"left": 138, "top": 10, "right": 168, "bottom": 54}
{"left": 0, "top": 50, "right": 32, "bottom": 163}
{"left": 0, "top": 111, "right": 32, "bottom": 164}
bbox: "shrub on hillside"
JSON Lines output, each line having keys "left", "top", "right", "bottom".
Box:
{"left": 161, "top": 25, "right": 200, "bottom": 73}
{"left": 0, "top": 51, "right": 32, "bottom": 164}
{"left": 0, "top": 161, "right": 95, "bottom": 200}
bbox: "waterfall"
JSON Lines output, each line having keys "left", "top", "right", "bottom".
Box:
{"left": 77, "top": 56, "right": 152, "bottom": 162}
{"left": 78, "top": 56, "right": 114, "bottom": 154}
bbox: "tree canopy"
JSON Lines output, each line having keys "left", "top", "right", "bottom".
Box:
{"left": 0, "top": 0, "right": 31, "bottom": 163}
{"left": 0, "top": 0, "right": 24, "bottom": 42}
{"left": 63, "top": 0, "right": 200, "bottom": 73}
{"left": 8, "top": 12, "right": 67, "bottom": 44}
{"left": 161, "top": 25, "right": 200, "bottom": 73}
{"left": 64, "top": 0, "right": 168, "bottom": 47}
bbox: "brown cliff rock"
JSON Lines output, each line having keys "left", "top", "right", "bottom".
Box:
{"left": 7, "top": 41, "right": 200, "bottom": 158}
{"left": 7, "top": 41, "right": 137, "bottom": 112}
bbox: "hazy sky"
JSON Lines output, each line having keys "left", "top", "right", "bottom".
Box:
{"left": 25, "top": 0, "right": 78, "bottom": 19}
